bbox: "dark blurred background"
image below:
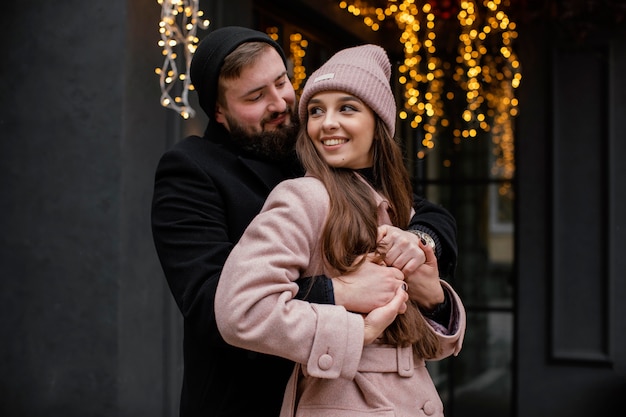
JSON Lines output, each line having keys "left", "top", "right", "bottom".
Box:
{"left": 1, "top": 1, "right": 625, "bottom": 416}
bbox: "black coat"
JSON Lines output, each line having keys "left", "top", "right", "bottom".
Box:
{"left": 151, "top": 121, "right": 458, "bottom": 417}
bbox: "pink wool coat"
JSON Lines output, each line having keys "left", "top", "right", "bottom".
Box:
{"left": 216, "top": 175, "right": 466, "bottom": 417}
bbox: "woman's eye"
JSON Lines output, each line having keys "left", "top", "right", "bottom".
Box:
{"left": 308, "top": 107, "right": 323, "bottom": 116}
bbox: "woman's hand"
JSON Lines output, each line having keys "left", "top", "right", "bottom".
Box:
{"left": 363, "top": 285, "right": 408, "bottom": 345}
{"left": 377, "top": 225, "right": 444, "bottom": 310}
{"left": 377, "top": 224, "right": 427, "bottom": 276}
{"left": 332, "top": 253, "right": 405, "bottom": 314}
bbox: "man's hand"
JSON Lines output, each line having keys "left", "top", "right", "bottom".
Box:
{"left": 332, "top": 253, "right": 405, "bottom": 314}
{"left": 405, "top": 241, "right": 445, "bottom": 310}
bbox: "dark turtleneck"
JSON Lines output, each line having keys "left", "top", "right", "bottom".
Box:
{"left": 356, "top": 167, "right": 381, "bottom": 190}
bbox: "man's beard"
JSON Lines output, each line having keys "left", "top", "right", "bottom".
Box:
{"left": 227, "top": 109, "right": 300, "bottom": 162}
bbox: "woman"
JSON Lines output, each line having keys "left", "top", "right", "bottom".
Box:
{"left": 215, "top": 44, "right": 466, "bottom": 416}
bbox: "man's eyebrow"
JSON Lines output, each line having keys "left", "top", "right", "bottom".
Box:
{"left": 274, "top": 71, "right": 288, "bottom": 82}
{"left": 240, "top": 71, "right": 288, "bottom": 98}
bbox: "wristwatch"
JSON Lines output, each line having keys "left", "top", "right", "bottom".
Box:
{"left": 409, "top": 229, "right": 436, "bottom": 250}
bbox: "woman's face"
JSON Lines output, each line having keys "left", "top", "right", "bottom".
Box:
{"left": 305, "top": 91, "right": 376, "bottom": 169}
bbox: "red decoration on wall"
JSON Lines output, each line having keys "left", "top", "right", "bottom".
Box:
{"left": 428, "top": 0, "right": 459, "bottom": 20}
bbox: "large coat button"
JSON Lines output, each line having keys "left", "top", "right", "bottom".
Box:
{"left": 422, "top": 400, "right": 437, "bottom": 415}
{"left": 317, "top": 354, "right": 333, "bottom": 370}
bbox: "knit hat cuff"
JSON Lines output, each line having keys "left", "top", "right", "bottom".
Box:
{"left": 298, "top": 45, "right": 397, "bottom": 136}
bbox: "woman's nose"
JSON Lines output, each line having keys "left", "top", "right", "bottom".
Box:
{"left": 322, "top": 112, "right": 339, "bottom": 130}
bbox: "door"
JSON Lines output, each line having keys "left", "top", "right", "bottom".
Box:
{"left": 515, "top": 19, "right": 626, "bottom": 416}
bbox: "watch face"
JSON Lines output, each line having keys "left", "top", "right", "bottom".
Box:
{"left": 417, "top": 231, "right": 436, "bottom": 249}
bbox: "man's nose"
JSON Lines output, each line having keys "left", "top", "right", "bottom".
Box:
{"left": 266, "top": 87, "right": 287, "bottom": 113}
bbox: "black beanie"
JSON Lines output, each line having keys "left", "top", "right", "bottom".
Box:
{"left": 190, "top": 26, "right": 287, "bottom": 118}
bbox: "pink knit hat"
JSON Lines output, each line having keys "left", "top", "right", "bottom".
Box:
{"left": 298, "top": 44, "right": 397, "bottom": 136}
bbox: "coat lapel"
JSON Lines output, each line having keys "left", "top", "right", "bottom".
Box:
{"left": 238, "top": 156, "right": 286, "bottom": 191}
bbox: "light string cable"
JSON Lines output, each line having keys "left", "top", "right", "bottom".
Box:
{"left": 156, "top": 0, "right": 210, "bottom": 119}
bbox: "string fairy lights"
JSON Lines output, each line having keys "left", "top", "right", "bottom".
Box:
{"left": 265, "top": 27, "right": 309, "bottom": 98}
{"left": 152, "top": 0, "right": 520, "bottom": 185}
{"left": 338, "top": 0, "right": 521, "bottom": 182}
{"left": 155, "top": 0, "right": 210, "bottom": 119}
{"left": 288, "top": 32, "right": 309, "bottom": 97}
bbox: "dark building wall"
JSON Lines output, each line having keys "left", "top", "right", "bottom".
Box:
{"left": 0, "top": 0, "right": 259, "bottom": 415}
{"left": 0, "top": 0, "right": 172, "bottom": 415}
{"left": 515, "top": 14, "right": 626, "bottom": 416}
{"left": 4, "top": 1, "right": 624, "bottom": 416}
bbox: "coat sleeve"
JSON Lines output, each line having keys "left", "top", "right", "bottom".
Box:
{"left": 215, "top": 178, "right": 364, "bottom": 380}
{"left": 151, "top": 141, "right": 336, "bottom": 351}
{"left": 427, "top": 280, "right": 466, "bottom": 360}
{"left": 151, "top": 145, "right": 235, "bottom": 347}
{"left": 410, "top": 194, "right": 458, "bottom": 279}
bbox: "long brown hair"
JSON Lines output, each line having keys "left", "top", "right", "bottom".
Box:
{"left": 296, "top": 114, "right": 440, "bottom": 358}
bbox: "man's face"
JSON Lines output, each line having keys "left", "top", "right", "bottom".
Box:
{"left": 216, "top": 47, "right": 297, "bottom": 136}
{"left": 215, "top": 47, "right": 299, "bottom": 160}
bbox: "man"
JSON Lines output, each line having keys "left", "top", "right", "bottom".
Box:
{"left": 151, "top": 26, "right": 457, "bottom": 417}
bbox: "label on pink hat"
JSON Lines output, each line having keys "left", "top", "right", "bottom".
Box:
{"left": 313, "top": 73, "right": 335, "bottom": 83}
